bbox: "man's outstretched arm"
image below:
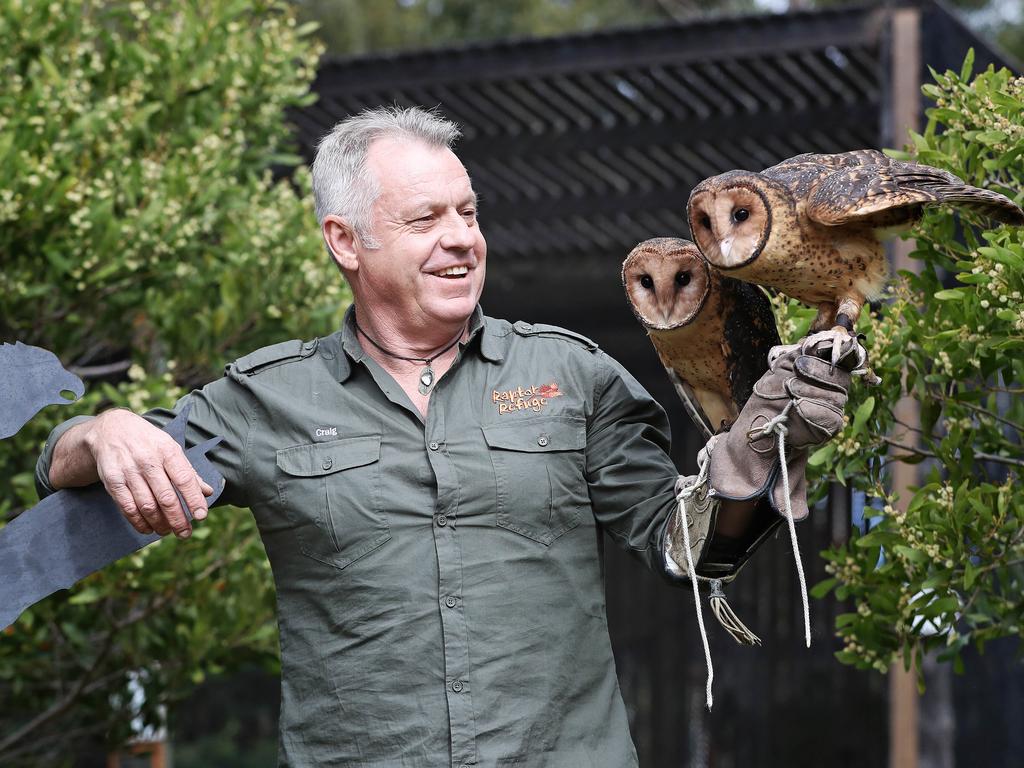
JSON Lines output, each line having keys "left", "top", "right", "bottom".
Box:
{"left": 47, "top": 410, "right": 213, "bottom": 539}
{"left": 38, "top": 371, "right": 255, "bottom": 540}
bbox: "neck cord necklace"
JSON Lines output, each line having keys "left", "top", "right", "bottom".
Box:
{"left": 353, "top": 318, "right": 465, "bottom": 395}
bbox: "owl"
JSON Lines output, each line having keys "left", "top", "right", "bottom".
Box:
{"left": 622, "top": 237, "right": 780, "bottom": 439}
{"left": 687, "top": 149, "right": 1024, "bottom": 335}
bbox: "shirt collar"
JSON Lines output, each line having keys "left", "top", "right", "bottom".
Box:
{"left": 326, "top": 304, "right": 504, "bottom": 383}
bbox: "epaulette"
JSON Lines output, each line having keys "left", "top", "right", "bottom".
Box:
{"left": 232, "top": 338, "right": 319, "bottom": 375}
{"left": 511, "top": 321, "right": 599, "bottom": 352}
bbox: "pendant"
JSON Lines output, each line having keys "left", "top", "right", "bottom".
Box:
{"left": 418, "top": 365, "right": 435, "bottom": 395}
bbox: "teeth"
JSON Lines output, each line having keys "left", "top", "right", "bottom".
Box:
{"left": 433, "top": 265, "right": 469, "bottom": 277}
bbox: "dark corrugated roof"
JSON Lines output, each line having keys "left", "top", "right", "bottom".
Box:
{"left": 291, "top": 0, "right": 1009, "bottom": 282}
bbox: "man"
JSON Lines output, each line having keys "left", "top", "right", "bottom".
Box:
{"left": 37, "top": 107, "right": 856, "bottom": 767}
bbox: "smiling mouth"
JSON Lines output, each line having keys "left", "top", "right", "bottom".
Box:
{"left": 430, "top": 265, "right": 470, "bottom": 278}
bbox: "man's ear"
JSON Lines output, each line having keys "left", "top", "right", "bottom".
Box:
{"left": 323, "top": 215, "right": 359, "bottom": 272}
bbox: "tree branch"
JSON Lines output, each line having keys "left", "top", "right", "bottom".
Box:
{"left": 0, "top": 625, "right": 117, "bottom": 754}
{"left": 938, "top": 396, "right": 1024, "bottom": 434}
{"left": 881, "top": 436, "right": 1024, "bottom": 468}
{"left": 68, "top": 360, "right": 132, "bottom": 379}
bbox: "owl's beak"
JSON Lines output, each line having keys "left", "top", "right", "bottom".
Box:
{"left": 720, "top": 238, "right": 734, "bottom": 260}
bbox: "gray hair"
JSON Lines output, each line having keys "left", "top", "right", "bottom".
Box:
{"left": 311, "top": 106, "right": 462, "bottom": 249}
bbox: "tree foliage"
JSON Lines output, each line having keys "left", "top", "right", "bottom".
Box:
{"left": 0, "top": 1, "right": 346, "bottom": 763}
{"left": 290, "top": 0, "right": 760, "bottom": 55}
{"left": 796, "top": 52, "right": 1024, "bottom": 680}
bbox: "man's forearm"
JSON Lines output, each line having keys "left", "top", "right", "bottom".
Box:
{"left": 48, "top": 418, "right": 101, "bottom": 489}
{"left": 715, "top": 497, "right": 756, "bottom": 537}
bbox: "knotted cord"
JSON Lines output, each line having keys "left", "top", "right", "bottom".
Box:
{"left": 675, "top": 475, "right": 715, "bottom": 710}
{"left": 749, "top": 402, "right": 811, "bottom": 648}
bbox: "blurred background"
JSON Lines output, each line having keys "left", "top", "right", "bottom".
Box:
{"left": 1, "top": 1, "right": 1022, "bottom": 766}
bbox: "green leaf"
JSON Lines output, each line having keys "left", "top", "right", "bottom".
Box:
{"left": 852, "top": 396, "right": 875, "bottom": 434}
{"left": 267, "top": 153, "right": 305, "bottom": 167}
{"left": 964, "top": 561, "right": 979, "bottom": 590}
{"left": 855, "top": 529, "right": 901, "bottom": 548}
{"left": 810, "top": 578, "right": 837, "bottom": 599}
{"left": 975, "top": 130, "right": 1008, "bottom": 144}
{"left": 894, "top": 545, "right": 928, "bottom": 563}
{"left": 932, "top": 289, "right": 966, "bottom": 301}
{"left": 960, "top": 48, "right": 975, "bottom": 81}
{"left": 921, "top": 596, "right": 960, "bottom": 618}
{"left": 68, "top": 587, "right": 102, "bottom": 605}
{"left": 977, "top": 245, "right": 1023, "bottom": 269}
{"left": 807, "top": 444, "right": 835, "bottom": 467}
{"left": 834, "top": 650, "right": 859, "bottom": 665}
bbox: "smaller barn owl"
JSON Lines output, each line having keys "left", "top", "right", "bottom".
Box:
{"left": 687, "top": 150, "right": 1024, "bottom": 335}
{"left": 622, "top": 237, "right": 780, "bottom": 439}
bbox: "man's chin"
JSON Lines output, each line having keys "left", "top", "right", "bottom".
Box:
{"left": 424, "top": 296, "right": 478, "bottom": 327}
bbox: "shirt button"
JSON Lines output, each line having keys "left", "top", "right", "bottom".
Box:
{"left": 321, "top": 457, "right": 333, "bottom": 470}
{"left": 436, "top": 514, "right": 448, "bottom": 527}
{"left": 537, "top": 435, "right": 549, "bottom": 447}
{"left": 429, "top": 441, "right": 440, "bottom": 451}
{"left": 451, "top": 680, "right": 464, "bottom": 693}
{"left": 445, "top": 596, "right": 458, "bottom": 608}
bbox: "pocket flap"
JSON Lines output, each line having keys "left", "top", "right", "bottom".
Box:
{"left": 276, "top": 435, "right": 381, "bottom": 477}
{"left": 482, "top": 419, "right": 585, "bottom": 452}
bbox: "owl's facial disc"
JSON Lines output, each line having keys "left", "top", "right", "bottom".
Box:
{"left": 689, "top": 185, "right": 768, "bottom": 271}
{"left": 622, "top": 238, "right": 710, "bottom": 330}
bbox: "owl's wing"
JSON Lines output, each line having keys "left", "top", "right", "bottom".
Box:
{"left": 720, "top": 280, "right": 780, "bottom": 413}
{"left": 763, "top": 149, "right": 888, "bottom": 177}
{"left": 664, "top": 367, "right": 715, "bottom": 442}
{"left": 805, "top": 161, "right": 1024, "bottom": 227}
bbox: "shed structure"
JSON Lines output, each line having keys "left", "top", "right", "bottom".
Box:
{"left": 291, "top": 2, "right": 1017, "bottom": 766}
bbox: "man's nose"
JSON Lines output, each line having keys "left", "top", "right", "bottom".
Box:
{"left": 439, "top": 212, "right": 475, "bottom": 251}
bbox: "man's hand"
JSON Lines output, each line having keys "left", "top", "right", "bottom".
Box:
{"left": 50, "top": 410, "right": 212, "bottom": 538}
{"left": 707, "top": 332, "right": 863, "bottom": 521}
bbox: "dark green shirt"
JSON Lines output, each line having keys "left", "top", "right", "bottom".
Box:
{"left": 38, "top": 306, "right": 686, "bottom": 768}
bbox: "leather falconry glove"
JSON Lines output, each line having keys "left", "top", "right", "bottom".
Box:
{"left": 666, "top": 331, "right": 867, "bottom": 711}
{"left": 708, "top": 331, "right": 866, "bottom": 520}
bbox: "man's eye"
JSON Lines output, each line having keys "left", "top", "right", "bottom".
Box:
{"left": 461, "top": 209, "right": 477, "bottom": 219}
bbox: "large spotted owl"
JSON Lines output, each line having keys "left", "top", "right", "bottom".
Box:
{"left": 687, "top": 150, "right": 1024, "bottom": 333}
{"left": 622, "top": 237, "right": 780, "bottom": 439}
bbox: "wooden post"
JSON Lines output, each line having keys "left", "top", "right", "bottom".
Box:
{"left": 888, "top": 6, "right": 921, "bottom": 768}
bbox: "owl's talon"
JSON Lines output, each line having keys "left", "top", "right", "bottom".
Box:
{"left": 802, "top": 327, "right": 865, "bottom": 374}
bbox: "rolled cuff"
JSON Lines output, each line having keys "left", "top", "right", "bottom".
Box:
{"left": 662, "top": 439, "right": 782, "bottom": 584}
{"left": 34, "top": 415, "right": 95, "bottom": 499}
{"left": 662, "top": 472, "right": 717, "bottom": 583}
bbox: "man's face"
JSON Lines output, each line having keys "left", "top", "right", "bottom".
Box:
{"left": 354, "top": 137, "right": 486, "bottom": 332}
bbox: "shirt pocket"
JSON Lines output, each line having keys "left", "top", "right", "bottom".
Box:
{"left": 482, "top": 416, "right": 588, "bottom": 545}
{"left": 275, "top": 434, "right": 391, "bottom": 570}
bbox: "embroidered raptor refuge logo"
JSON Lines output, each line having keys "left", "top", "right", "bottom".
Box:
{"left": 493, "top": 382, "right": 563, "bottom": 414}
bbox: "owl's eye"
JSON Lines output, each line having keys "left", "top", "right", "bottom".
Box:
{"left": 700, "top": 215, "right": 712, "bottom": 230}
{"left": 733, "top": 208, "right": 750, "bottom": 223}
{"left": 675, "top": 271, "right": 691, "bottom": 287}
{"left": 640, "top": 274, "right": 654, "bottom": 290}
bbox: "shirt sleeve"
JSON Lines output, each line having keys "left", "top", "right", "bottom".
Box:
{"left": 584, "top": 352, "right": 779, "bottom": 585}
{"left": 34, "top": 373, "right": 254, "bottom": 509}
{"left": 584, "top": 351, "right": 693, "bottom": 582}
